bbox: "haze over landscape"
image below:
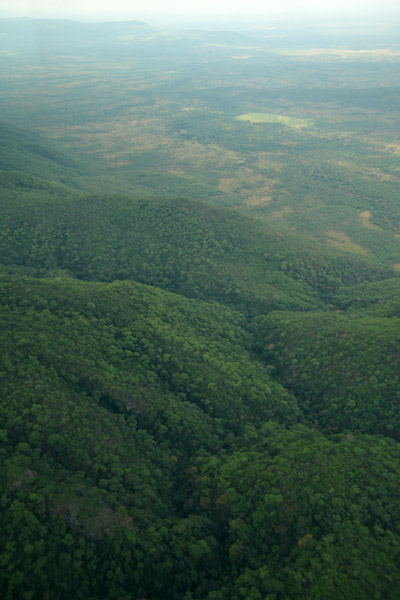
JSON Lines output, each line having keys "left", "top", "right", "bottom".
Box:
{"left": 2, "top": 0, "right": 400, "bottom": 23}
{"left": 1, "top": 2, "right": 400, "bottom": 599}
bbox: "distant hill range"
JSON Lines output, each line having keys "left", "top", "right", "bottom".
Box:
{"left": 0, "top": 18, "right": 152, "bottom": 56}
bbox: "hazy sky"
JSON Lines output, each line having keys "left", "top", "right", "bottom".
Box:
{"left": 1, "top": 0, "right": 400, "bottom": 23}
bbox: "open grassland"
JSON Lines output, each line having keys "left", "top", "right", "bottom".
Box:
{"left": 236, "top": 112, "right": 312, "bottom": 129}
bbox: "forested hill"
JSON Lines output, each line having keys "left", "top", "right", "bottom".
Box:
{"left": 2, "top": 123, "right": 400, "bottom": 598}
{"left": 0, "top": 123, "right": 394, "bottom": 315}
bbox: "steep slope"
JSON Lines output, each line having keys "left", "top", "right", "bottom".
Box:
{"left": 1, "top": 121, "right": 396, "bottom": 315}
{"left": 0, "top": 121, "right": 83, "bottom": 194}
{"left": 0, "top": 271, "right": 300, "bottom": 599}
{"left": 0, "top": 121, "right": 138, "bottom": 196}
{"left": 2, "top": 117, "right": 400, "bottom": 600}
{"left": 254, "top": 306, "right": 400, "bottom": 438}
{"left": 332, "top": 277, "right": 400, "bottom": 316}
{"left": 2, "top": 273, "right": 400, "bottom": 599}
{"left": 2, "top": 190, "right": 395, "bottom": 314}
{"left": 0, "top": 272, "right": 300, "bottom": 430}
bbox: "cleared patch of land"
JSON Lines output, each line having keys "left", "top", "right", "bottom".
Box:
{"left": 236, "top": 113, "right": 311, "bottom": 129}
{"left": 359, "top": 210, "right": 380, "bottom": 230}
{"left": 270, "top": 206, "right": 293, "bottom": 219}
{"left": 243, "top": 187, "right": 274, "bottom": 208}
{"left": 326, "top": 230, "right": 368, "bottom": 255}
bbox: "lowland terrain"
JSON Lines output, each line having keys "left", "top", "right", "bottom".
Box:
{"left": 1, "top": 18, "right": 400, "bottom": 599}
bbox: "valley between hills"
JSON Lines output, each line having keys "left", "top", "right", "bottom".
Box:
{"left": 1, "top": 17, "right": 400, "bottom": 599}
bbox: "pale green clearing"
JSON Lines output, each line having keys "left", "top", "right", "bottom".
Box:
{"left": 236, "top": 113, "right": 312, "bottom": 129}
{"left": 326, "top": 230, "right": 368, "bottom": 255}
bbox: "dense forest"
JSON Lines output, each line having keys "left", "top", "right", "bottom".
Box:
{"left": 1, "top": 17, "right": 400, "bottom": 599}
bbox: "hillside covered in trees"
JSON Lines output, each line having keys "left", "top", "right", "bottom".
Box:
{"left": 1, "top": 17, "right": 400, "bottom": 600}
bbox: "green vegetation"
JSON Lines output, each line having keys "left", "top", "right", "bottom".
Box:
{"left": 0, "top": 121, "right": 393, "bottom": 317}
{"left": 1, "top": 17, "right": 400, "bottom": 599}
{"left": 1, "top": 18, "right": 400, "bottom": 264}
{"left": 236, "top": 113, "right": 312, "bottom": 129}
{"left": 195, "top": 426, "right": 400, "bottom": 600}
{"left": 254, "top": 308, "right": 400, "bottom": 437}
{"left": 1, "top": 191, "right": 392, "bottom": 315}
